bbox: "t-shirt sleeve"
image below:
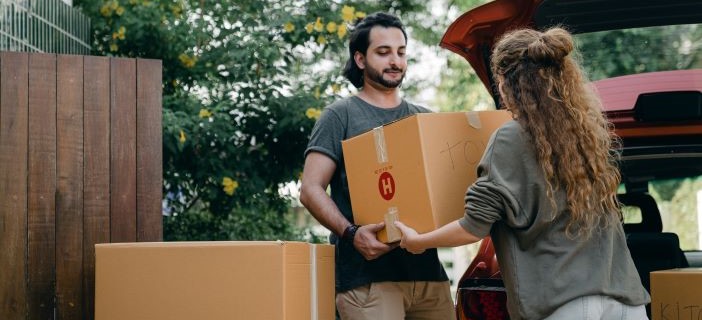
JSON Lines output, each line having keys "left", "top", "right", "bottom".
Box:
{"left": 305, "top": 107, "right": 345, "bottom": 164}
{"left": 458, "top": 125, "right": 526, "bottom": 238}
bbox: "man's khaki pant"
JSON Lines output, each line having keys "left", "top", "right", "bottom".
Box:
{"left": 336, "top": 281, "right": 456, "bottom": 320}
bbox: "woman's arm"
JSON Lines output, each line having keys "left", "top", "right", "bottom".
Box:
{"left": 394, "top": 220, "right": 482, "bottom": 254}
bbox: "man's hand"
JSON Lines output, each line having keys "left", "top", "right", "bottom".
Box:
{"left": 394, "top": 221, "right": 426, "bottom": 254}
{"left": 353, "top": 222, "right": 398, "bottom": 260}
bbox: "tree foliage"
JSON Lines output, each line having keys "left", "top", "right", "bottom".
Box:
{"left": 577, "top": 24, "right": 702, "bottom": 80}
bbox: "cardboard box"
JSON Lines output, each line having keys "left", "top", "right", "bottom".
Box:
{"left": 651, "top": 268, "right": 702, "bottom": 320}
{"left": 342, "top": 111, "right": 511, "bottom": 242}
{"left": 95, "top": 241, "right": 335, "bottom": 320}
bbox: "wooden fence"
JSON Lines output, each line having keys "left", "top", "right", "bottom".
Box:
{"left": 0, "top": 52, "right": 163, "bottom": 319}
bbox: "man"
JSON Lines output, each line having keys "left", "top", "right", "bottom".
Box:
{"left": 300, "top": 12, "right": 455, "bottom": 320}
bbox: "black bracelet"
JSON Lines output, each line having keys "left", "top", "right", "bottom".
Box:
{"left": 342, "top": 224, "right": 359, "bottom": 243}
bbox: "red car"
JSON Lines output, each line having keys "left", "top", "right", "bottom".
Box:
{"left": 441, "top": 0, "right": 702, "bottom": 319}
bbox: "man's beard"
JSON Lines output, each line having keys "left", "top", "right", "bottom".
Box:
{"left": 366, "top": 65, "right": 405, "bottom": 88}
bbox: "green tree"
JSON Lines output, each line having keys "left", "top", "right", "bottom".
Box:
{"left": 577, "top": 24, "right": 702, "bottom": 80}
{"left": 75, "top": 0, "right": 439, "bottom": 241}
{"left": 432, "top": 0, "right": 495, "bottom": 112}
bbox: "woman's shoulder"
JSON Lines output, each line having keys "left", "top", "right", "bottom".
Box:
{"left": 495, "top": 120, "right": 525, "bottom": 141}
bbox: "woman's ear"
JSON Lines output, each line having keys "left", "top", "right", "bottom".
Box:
{"left": 354, "top": 51, "right": 365, "bottom": 70}
{"left": 497, "top": 79, "right": 508, "bottom": 101}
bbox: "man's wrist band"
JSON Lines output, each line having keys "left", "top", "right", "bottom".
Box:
{"left": 342, "top": 224, "right": 359, "bottom": 243}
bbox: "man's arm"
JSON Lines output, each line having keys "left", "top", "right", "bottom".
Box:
{"left": 300, "top": 151, "right": 396, "bottom": 260}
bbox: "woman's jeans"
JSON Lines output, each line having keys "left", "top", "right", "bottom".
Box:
{"left": 543, "top": 295, "right": 648, "bottom": 320}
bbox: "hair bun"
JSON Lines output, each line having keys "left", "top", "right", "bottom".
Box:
{"left": 525, "top": 27, "right": 573, "bottom": 66}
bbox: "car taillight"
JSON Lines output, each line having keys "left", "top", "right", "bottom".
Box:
{"left": 457, "top": 280, "right": 509, "bottom": 320}
{"left": 455, "top": 237, "right": 509, "bottom": 320}
{"left": 478, "top": 291, "right": 508, "bottom": 320}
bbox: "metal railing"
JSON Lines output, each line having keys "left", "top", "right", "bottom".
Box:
{"left": 0, "top": 0, "right": 90, "bottom": 54}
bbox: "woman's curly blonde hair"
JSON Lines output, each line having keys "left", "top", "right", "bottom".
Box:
{"left": 490, "top": 27, "right": 621, "bottom": 237}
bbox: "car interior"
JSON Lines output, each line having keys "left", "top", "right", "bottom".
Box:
{"left": 618, "top": 136, "right": 702, "bottom": 274}
{"left": 616, "top": 134, "right": 702, "bottom": 317}
{"left": 617, "top": 192, "right": 690, "bottom": 291}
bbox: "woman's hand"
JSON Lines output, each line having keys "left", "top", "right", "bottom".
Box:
{"left": 394, "top": 221, "right": 425, "bottom": 254}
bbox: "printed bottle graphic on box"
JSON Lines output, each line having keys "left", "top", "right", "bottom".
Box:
{"left": 342, "top": 111, "right": 512, "bottom": 243}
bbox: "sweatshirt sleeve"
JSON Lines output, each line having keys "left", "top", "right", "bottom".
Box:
{"left": 458, "top": 122, "right": 529, "bottom": 238}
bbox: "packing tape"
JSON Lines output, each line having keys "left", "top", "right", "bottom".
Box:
{"left": 466, "top": 111, "right": 482, "bottom": 129}
{"left": 373, "top": 126, "right": 389, "bottom": 164}
{"left": 384, "top": 207, "right": 401, "bottom": 243}
{"left": 310, "top": 245, "right": 318, "bottom": 320}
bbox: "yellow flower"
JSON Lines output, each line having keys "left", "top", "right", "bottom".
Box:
{"left": 305, "top": 22, "right": 314, "bottom": 34}
{"left": 313, "top": 87, "right": 320, "bottom": 99}
{"left": 305, "top": 108, "right": 322, "bottom": 120}
{"left": 113, "top": 26, "right": 126, "bottom": 40}
{"left": 284, "top": 22, "right": 295, "bottom": 33}
{"left": 100, "top": 5, "right": 111, "bottom": 17}
{"left": 178, "top": 53, "right": 190, "bottom": 66}
{"left": 341, "top": 5, "right": 355, "bottom": 22}
{"left": 110, "top": 0, "right": 119, "bottom": 10}
{"left": 355, "top": 11, "right": 366, "bottom": 19}
{"left": 331, "top": 83, "right": 340, "bottom": 93}
{"left": 179, "top": 129, "right": 186, "bottom": 143}
{"left": 222, "top": 177, "right": 239, "bottom": 196}
{"left": 109, "top": 43, "right": 118, "bottom": 52}
{"left": 305, "top": 108, "right": 316, "bottom": 118}
{"left": 171, "top": 4, "right": 182, "bottom": 16}
{"left": 337, "top": 24, "right": 347, "bottom": 39}
{"left": 116, "top": 6, "right": 125, "bottom": 16}
{"left": 129, "top": 0, "right": 138, "bottom": 5}
{"left": 314, "top": 17, "right": 324, "bottom": 32}
{"left": 179, "top": 53, "right": 197, "bottom": 68}
{"left": 317, "top": 35, "right": 327, "bottom": 45}
{"left": 326, "top": 21, "right": 337, "bottom": 33}
{"left": 199, "top": 108, "right": 212, "bottom": 118}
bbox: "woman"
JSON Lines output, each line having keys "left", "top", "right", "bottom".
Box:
{"left": 394, "top": 27, "right": 650, "bottom": 319}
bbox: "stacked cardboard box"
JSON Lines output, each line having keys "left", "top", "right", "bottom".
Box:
{"left": 650, "top": 268, "right": 702, "bottom": 320}
{"left": 95, "top": 241, "right": 334, "bottom": 320}
{"left": 342, "top": 110, "right": 512, "bottom": 242}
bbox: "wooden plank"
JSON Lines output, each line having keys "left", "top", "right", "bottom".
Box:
{"left": 82, "top": 56, "right": 110, "bottom": 319}
{"left": 27, "top": 52, "right": 57, "bottom": 320}
{"left": 56, "top": 54, "right": 84, "bottom": 320}
{"left": 110, "top": 58, "right": 137, "bottom": 242}
{"left": 136, "top": 58, "right": 163, "bottom": 242}
{"left": 0, "top": 52, "right": 29, "bottom": 319}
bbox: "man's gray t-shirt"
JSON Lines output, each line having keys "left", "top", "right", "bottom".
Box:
{"left": 459, "top": 120, "right": 650, "bottom": 319}
{"left": 305, "top": 96, "right": 448, "bottom": 292}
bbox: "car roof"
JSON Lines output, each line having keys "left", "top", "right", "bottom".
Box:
{"left": 440, "top": 0, "right": 702, "bottom": 103}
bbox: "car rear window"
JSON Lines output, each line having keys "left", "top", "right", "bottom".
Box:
{"left": 576, "top": 23, "right": 702, "bottom": 81}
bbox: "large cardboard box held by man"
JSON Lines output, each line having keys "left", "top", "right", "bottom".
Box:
{"left": 342, "top": 110, "right": 512, "bottom": 243}
{"left": 95, "top": 241, "right": 334, "bottom": 320}
{"left": 650, "top": 268, "right": 702, "bottom": 320}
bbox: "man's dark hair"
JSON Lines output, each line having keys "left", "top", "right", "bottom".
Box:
{"left": 342, "top": 12, "right": 407, "bottom": 89}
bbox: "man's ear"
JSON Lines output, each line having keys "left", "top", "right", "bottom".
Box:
{"left": 354, "top": 51, "right": 365, "bottom": 70}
